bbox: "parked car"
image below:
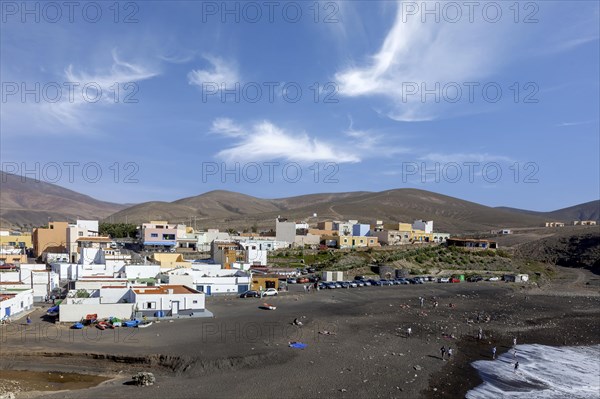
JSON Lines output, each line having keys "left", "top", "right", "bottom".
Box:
{"left": 287, "top": 278, "right": 297, "bottom": 284}
{"left": 239, "top": 290, "right": 260, "bottom": 298}
{"left": 380, "top": 279, "right": 393, "bottom": 286}
{"left": 339, "top": 281, "right": 350, "bottom": 288}
{"left": 451, "top": 278, "right": 461, "bottom": 283}
{"left": 349, "top": 281, "right": 358, "bottom": 288}
{"left": 467, "top": 276, "right": 483, "bottom": 282}
{"left": 438, "top": 277, "right": 450, "bottom": 283}
{"left": 371, "top": 280, "right": 384, "bottom": 286}
{"left": 262, "top": 288, "right": 278, "bottom": 296}
{"left": 488, "top": 276, "right": 500, "bottom": 282}
{"left": 361, "top": 280, "right": 372, "bottom": 286}
{"left": 397, "top": 278, "right": 410, "bottom": 285}
{"left": 354, "top": 275, "right": 366, "bottom": 281}
{"left": 325, "top": 282, "right": 336, "bottom": 289}
{"left": 297, "top": 277, "right": 309, "bottom": 284}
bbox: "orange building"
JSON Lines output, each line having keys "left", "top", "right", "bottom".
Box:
{"left": 32, "top": 222, "right": 69, "bottom": 257}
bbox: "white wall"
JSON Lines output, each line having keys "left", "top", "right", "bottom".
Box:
{"left": 0, "top": 271, "right": 20, "bottom": 282}
{"left": 59, "top": 303, "right": 135, "bottom": 322}
{"left": 123, "top": 265, "right": 160, "bottom": 280}
{"left": 193, "top": 276, "right": 251, "bottom": 295}
{"left": 412, "top": 220, "right": 434, "bottom": 234}
{"left": 75, "top": 280, "right": 128, "bottom": 290}
{"left": 0, "top": 289, "right": 33, "bottom": 318}
{"left": 134, "top": 291, "right": 205, "bottom": 312}
{"left": 99, "top": 287, "right": 132, "bottom": 304}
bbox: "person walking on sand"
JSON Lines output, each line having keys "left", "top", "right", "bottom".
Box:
{"left": 492, "top": 346, "right": 497, "bottom": 360}
{"left": 419, "top": 297, "right": 424, "bottom": 307}
{"left": 440, "top": 346, "right": 446, "bottom": 360}
{"left": 407, "top": 327, "right": 412, "bottom": 337}
{"left": 447, "top": 347, "right": 453, "bottom": 359}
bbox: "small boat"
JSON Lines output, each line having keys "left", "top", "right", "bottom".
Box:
{"left": 72, "top": 322, "right": 84, "bottom": 329}
{"left": 136, "top": 321, "right": 153, "bottom": 328}
{"left": 261, "top": 303, "right": 277, "bottom": 310}
{"left": 46, "top": 305, "right": 59, "bottom": 317}
{"left": 123, "top": 320, "right": 140, "bottom": 327}
{"left": 96, "top": 321, "right": 110, "bottom": 330}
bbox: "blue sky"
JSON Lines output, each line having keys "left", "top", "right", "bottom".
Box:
{"left": 1, "top": 1, "right": 599, "bottom": 211}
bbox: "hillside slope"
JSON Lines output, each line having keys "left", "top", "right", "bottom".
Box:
{"left": 0, "top": 172, "right": 126, "bottom": 228}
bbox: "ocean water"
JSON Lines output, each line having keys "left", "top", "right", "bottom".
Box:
{"left": 466, "top": 344, "right": 600, "bottom": 399}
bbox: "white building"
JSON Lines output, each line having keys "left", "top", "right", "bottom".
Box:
{"left": 131, "top": 285, "right": 206, "bottom": 317}
{"left": 122, "top": 264, "right": 161, "bottom": 280}
{"left": 161, "top": 266, "right": 251, "bottom": 296}
{"left": 333, "top": 221, "right": 354, "bottom": 236}
{"left": 412, "top": 220, "right": 434, "bottom": 234}
{"left": 66, "top": 220, "right": 99, "bottom": 263}
{"left": 0, "top": 288, "right": 34, "bottom": 319}
{"left": 275, "top": 217, "right": 297, "bottom": 244}
{"left": 196, "top": 229, "right": 231, "bottom": 252}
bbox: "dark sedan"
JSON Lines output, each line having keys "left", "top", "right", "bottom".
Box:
{"left": 239, "top": 290, "right": 260, "bottom": 298}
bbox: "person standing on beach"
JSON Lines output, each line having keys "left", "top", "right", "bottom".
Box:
{"left": 513, "top": 337, "right": 517, "bottom": 347}
{"left": 447, "top": 347, "right": 453, "bottom": 359}
{"left": 419, "top": 297, "right": 424, "bottom": 307}
{"left": 440, "top": 346, "right": 446, "bottom": 360}
{"left": 407, "top": 327, "right": 412, "bottom": 337}
{"left": 514, "top": 362, "right": 519, "bottom": 373}
{"left": 478, "top": 327, "right": 483, "bottom": 340}
{"left": 492, "top": 346, "right": 497, "bottom": 360}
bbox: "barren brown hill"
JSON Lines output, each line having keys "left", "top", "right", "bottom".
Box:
{"left": 497, "top": 200, "right": 600, "bottom": 222}
{"left": 514, "top": 226, "right": 600, "bottom": 272}
{"left": 106, "top": 188, "right": 558, "bottom": 233}
{"left": 0, "top": 172, "right": 126, "bottom": 228}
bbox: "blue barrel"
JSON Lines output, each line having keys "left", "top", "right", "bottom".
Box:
{"left": 155, "top": 311, "right": 164, "bottom": 317}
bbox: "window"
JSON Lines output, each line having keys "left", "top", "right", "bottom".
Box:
{"left": 151, "top": 233, "right": 158, "bottom": 238}
{"left": 192, "top": 300, "right": 198, "bottom": 304}
{"left": 143, "top": 302, "right": 156, "bottom": 309}
{"left": 78, "top": 232, "right": 83, "bottom": 236}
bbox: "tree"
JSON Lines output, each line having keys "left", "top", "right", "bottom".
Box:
{"left": 99, "top": 223, "right": 138, "bottom": 238}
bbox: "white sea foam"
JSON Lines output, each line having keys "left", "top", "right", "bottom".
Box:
{"left": 466, "top": 344, "right": 600, "bottom": 399}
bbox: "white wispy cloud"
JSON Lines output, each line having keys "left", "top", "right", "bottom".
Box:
{"left": 210, "top": 118, "right": 245, "bottom": 137}
{"left": 38, "top": 50, "right": 159, "bottom": 131}
{"left": 188, "top": 55, "right": 239, "bottom": 88}
{"left": 334, "top": 2, "right": 512, "bottom": 122}
{"left": 557, "top": 120, "right": 595, "bottom": 127}
{"left": 419, "top": 152, "right": 515, "bottom": 164}
{"left": 212, "top": 118, "right": 407, "bottom": 164}
{"left": 215, "top": 120, "right": 360, "bottom": 163}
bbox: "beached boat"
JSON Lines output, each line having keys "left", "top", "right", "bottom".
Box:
{"left": 96, "top": 321, "right": 110, "bottom": 330}
{"left": 72, "top": 322, "right": 84, "bottom": 329}
{"left": 136, "top": 321, "right": 153, "bottom": 328}
{"left": 46, "top": 305, "right": 59, "bottom": 317}
{"left": 123, "top": 320, "right": 140, "bottom": 327}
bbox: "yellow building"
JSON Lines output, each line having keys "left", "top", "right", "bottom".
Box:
{"left": 152, "top": 253, "right": 192, "bottom": 269}
{"left": 0, "top": 253, "right": 27, "bottom": 264}
{"left": 338, "top": 236, "right": 379, "bottom": 249}
{"left": 250, "top": 275, "right": 279, "bottom": 291}
{"left": 0, "top": 232, "right": 32, "bottom": 249}
{"left": 32, "top": 222, "right": 69, "bottom": 257}
{"left": 410, "top": 229, "right": 434, "bottom": 243}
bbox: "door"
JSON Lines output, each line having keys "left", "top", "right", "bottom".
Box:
{"left": 238, "top": 285, "right": 248, "bottom": 293}
{"left": 5, "top": 307, "right": 11, "bottom": 316}
{"left": 171, "top": 301, "right": 179, "bottom": 315}
{"left": 206, "top": 286, "right": 211, "bottom": 296}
